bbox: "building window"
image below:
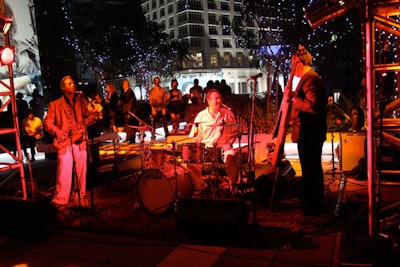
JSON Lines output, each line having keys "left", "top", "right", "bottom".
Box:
{"left": 160, "top": 0, "right": 164, "bottom": 5}
{"left": 178, "top": 13, "right": 187, "bottom": 23}
{"left": 152, "top": 12, "right": 157, "bottom": 20}
{"left": 187, "top": 0, "right": 203, "bottom": 10}
{"left": 169, "top": 17, "right": 174, "bottom": 27}
{"left": 208, "top": 26, "right": 218, "bottom": 35}
{"left": 184, "top": 52, "right": 203, "bottom": 68}
{"left": 220, "top": 2, "right": 230, "bottom": 11}
{"left": 208, "top": 0, "right": 216, "bottom": 9}
{"left": 188, "top": 12, "right": 203, "bottom": 22}
{"left": 221, "top": 14, "right": 230, "bottom": 24}
{"left": 152, "top": 0, "right": 156, "bottom": 9}
{"left": 179, "top": 26, "right": 188, "bottom": 38}
{"left": 236, "top": 52, "right": 243, "bottom": 67}
{"left": 210, "top": 52, "right": 218, "bottom": 67}
{"left": 190, "top": 38, "right": 202, "bottom": 48}
{"left": 208, "top": 13, "right": 217, "bottom": 24}
{"left": 209, "top": 39, "right": 218, "bottom": 48}
{"left": 223, "top": 39, "right": 231, "bottom": 48}
{"left": 160, "top": 8, "right": 165, "bottom": 17}
{"left": 168, "top": 4, "right": 173, "bottom": 14}
{"left": 189, "top": 25, "right": 204, "bottom": 36}
{"left": 169, "top": 30, "right": 175, "bottom": 39}
{"left": 234, "top": 3, "right": 242, "bottom": 12}
{"left": 224, "top": 52, "right": 232, "bottom": 66}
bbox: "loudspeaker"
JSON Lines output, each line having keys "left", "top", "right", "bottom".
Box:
{"left": 340, "top": 132, "right": 366, "bottom": 171}
{"left": 175, "top": 197, "right": 249, "bottom": 235}
{"left": 255, "top": 161, "right": 295, "bottom": 205}
{"left": 0, "top": 198, "right": 57, "bottom": 235}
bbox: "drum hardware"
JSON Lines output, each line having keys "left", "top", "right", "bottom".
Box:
{"left": 235, "top": 131, "right": 251, "bottom": 196}
{"left": 202, "top": 144, "right": 232, "bottom": 199}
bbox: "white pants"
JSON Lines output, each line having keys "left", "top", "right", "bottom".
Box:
{"left": 52, "top": 144, "right": 87, "bottom": 205}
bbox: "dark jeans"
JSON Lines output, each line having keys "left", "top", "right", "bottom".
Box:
{"left": 297, "top": 141, "right": 325, "bottom": 209}
{"left": 22, "top": 135, "right": 37, "bottom": 159}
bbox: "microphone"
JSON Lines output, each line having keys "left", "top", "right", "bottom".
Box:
{"left": 248, "top": 73, "right": 263, "bottom": 80}
{"left": 221, "top": 103, "right": 231, "bottom": 110}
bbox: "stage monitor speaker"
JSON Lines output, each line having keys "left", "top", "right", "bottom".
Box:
{"left": 340, "top": 132, "right": 366, "bottom": 171}
{"left": 175, "top": 197, "right": 249, "bottom": 235}
{"left": 255, "top": 161, "right": 296, "bottom": 206}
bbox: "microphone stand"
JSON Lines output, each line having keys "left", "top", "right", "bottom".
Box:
{"left": 247, "top": 77, "right": 258, "bottom": 226}
{"left": 76, "top": 94, "right": 106, "bottom": 222}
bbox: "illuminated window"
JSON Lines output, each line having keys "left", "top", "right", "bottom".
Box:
{"left": 223, "top": 52, "right": 232, "bottom": 66}
{"left": 210, "top": 52, "right": 218, "bottom": 67}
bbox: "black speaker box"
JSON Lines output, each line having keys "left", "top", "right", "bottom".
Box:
{"left": 0, "top": 198, "right": 58, "bottom": 235}
{"left": 175, "top": 197, "right": 249, "bottom": 235}
{"left": 255, "top": 161, "right": 295, "bottom": 205}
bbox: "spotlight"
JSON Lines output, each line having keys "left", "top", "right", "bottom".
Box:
{"left": 0, "top": 14, "right": 13, "bottom": 34}
{"left": 0, "top": 46, "right": 15, "bottom": 65}
{"left": 303, "top": 0, "right": 358, "bottom": 29}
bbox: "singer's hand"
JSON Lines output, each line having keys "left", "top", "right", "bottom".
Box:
{"left": 284, "top": 86, "right": 295, "bottom": 99}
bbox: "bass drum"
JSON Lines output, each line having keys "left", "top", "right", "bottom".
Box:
{"left": 137, "top": 164, "right": 195, "bottom": 214}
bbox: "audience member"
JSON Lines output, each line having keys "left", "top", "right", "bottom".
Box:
{"left": 189, "top": 78, "right": 203, "bottom": 105}
{"left": 21, "top": 108, "right": 43, "bottom": 161}
{"left": 219, "top": 79, "right": 232, "bottom": 97}
{"left": 30, "top": 89, "right": 45, "bottom": 121}
{"left": 121, "top": 79, "right": 138, "bottom": 143}
{"left": 102, "top": 82, "right": 119, "bottom": 132}
{"left": 149, "top": 76, "right": 169, "bottom": 139}
{"left": 167, "top": 79, "right": 184, "bottom": 133}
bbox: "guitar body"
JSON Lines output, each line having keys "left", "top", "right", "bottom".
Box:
{"left": 53, "top": 132, "right": 84, "bottom": 150}
{"left": 52, "top": 123, "right": 85, "bottom": 150}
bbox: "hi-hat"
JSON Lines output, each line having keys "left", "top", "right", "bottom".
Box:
{"left": 128, "top": 125, "right": 152, "bottom": 132}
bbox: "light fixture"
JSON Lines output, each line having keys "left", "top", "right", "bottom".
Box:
{"left": 0, "top": 14, "right": 13, "bottom": 34}
{"left": 0, "top": 46, "right": 15, "bottom": 65}
{"left": 303, "top": 0, "right": 358, "bottom": 29}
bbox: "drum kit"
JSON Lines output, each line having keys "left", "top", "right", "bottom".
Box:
{"left": 128, "top": 118, "right": 247, "bottom": 215}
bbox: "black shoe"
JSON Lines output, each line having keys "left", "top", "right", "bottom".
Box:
{"left": 31, "top": 157, "right": 35, "bottom": 162}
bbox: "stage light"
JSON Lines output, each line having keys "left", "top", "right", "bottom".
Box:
{"left": 0, "top": 46, "right": 15, "bottom": 65}
{"left": 0, "top": 13, "right": 13, "bottom": 34}
{"left": 303, "top": 0, "right": 358, "bottom": 29}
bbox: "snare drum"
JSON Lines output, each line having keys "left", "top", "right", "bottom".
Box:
{"left": 180, "top": 143, "right": 203, "bottom": 163}
{"left": 137, "top": 164, "right": 195, "bottom": 214}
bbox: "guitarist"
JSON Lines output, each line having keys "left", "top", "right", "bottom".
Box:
{"left": 44, "top": 75, "right": 98, "bottom": 211}
{"left": 285, "top": 46, "right": 327, "bottom": 216}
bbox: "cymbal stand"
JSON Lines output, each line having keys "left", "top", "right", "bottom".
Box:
{"left": 171, "top": 141, "right": 180, "bottom": 211}
{"left": 236, "top": 131, "right": 248, "bottom": 195}
{"left": 247, "top": 77, "right": 259, "bottom": 226}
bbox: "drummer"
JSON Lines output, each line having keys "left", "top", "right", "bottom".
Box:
{"left": 188, "top": 89, "right": 240, "bottom": 188}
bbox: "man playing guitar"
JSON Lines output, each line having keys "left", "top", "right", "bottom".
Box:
{"left": 44, "top": 75, "right": 98, "bottom": 210}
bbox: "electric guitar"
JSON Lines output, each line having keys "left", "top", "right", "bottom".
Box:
{"left": 52, "top": 123, "right": 85, "bottom": 150}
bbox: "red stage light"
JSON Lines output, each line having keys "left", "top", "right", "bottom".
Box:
{"left": 0, "top": 46, "right": 15, "bottom": 65}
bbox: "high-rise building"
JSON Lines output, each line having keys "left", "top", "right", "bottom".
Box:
{"left": 140, "top": 0, "right": 266, "bottom": 95}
